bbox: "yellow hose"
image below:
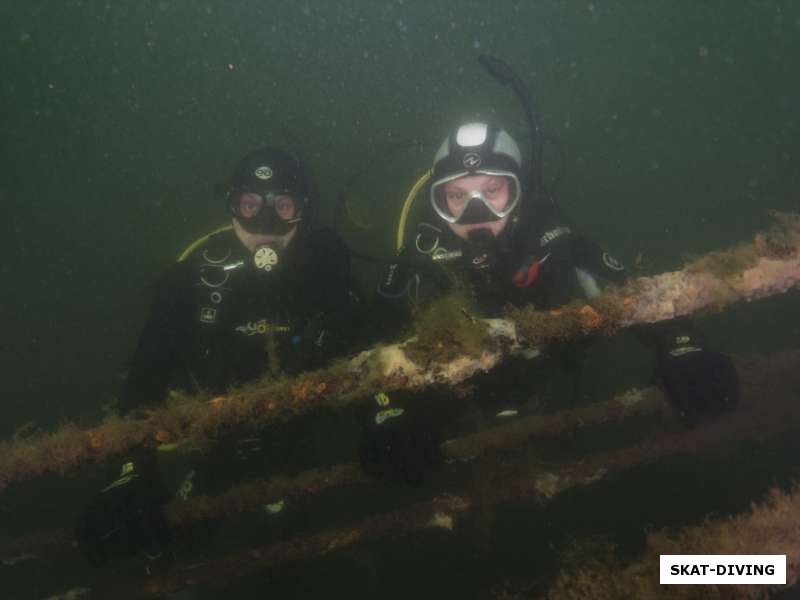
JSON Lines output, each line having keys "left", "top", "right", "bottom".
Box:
{"left": 177, "top": 224, "right": 233, "bottom": 262}
{"left": 396, "top": 169, "right": 431, "bottom": 251}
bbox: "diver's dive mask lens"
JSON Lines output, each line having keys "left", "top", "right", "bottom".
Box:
{"left": 228, "top": 190, "right": 298, "bottom": 221}
{"left": 228, "top": 189, "right": 300, "bottom": 234}
{"left": 431, "top": 172, "right": 520, "bottom": 225}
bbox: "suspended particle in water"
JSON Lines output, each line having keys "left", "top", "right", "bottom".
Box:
{"left": 698, "top": 46, "right": 709, "bottom": 58}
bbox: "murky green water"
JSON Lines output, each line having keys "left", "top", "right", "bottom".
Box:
{"left": 1, "top": 1, "right": 799, "bottom": 598}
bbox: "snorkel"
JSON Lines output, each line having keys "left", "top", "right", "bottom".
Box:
{"left": 476, "top": 53, "right": 567, "bottom": 231}
{"left": 477, "top": 54, "right": 545, "bottom": 202}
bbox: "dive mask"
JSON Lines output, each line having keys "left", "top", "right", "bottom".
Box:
{"left": 227, "top": 188, "right": 301, "bottom": 235}
{"left": 431, "top": 171, "right": 520, "bottom": 225}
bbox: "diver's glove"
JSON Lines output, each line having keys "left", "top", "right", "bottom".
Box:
{"left": 75, "top": 459, "right": 172, "bottom": 572}
{"left": 376, "top": 248, "right": 415, "bottom": 299}
{"left": 655, "top": 335, "right": 740, "bottom": 424}
{"left": 358, "top": 391, "right": 444, "bottom": 484}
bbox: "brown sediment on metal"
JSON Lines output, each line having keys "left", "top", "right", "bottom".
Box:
{"left": 99, "top": 349, "right": 800, "bottom": 598}
{"left": 138, "top": 495, "right": 471, "bottom": 597}
{"left": 483, "top": 349, "right": 800, "bottom": 506}
{"left": 0, "top": 384, "right": 670, "bottom": 562}
{"left": 510, "top": 211, "right": 800, "bottom": 345}
{"left": 0, "top": 215, "right": 798, "bottom": 492}
{"left": 168, "top": 386, "right": 667, "bottom": 528}
{"left": 442, "top": 386, "right": 669, "bottom": 462}
{"left": 9, "top": 348, "right": 797, "bottom": 596}
{"left": 166, "top": 462, "right": 367, "bottom": 526}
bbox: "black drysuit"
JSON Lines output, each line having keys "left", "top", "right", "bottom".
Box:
{"left": 120, "top": 225, "right": 358, "bottom": 414}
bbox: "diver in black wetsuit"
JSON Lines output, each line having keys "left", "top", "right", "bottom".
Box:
{"left": 120, "top": 147, "right": 357, "bottom": 413}
{"left": 358, "top": 121, "right": 740, "bottom": 483}
{"left": 77, "top": 147, "right": 361, "bottom": 569}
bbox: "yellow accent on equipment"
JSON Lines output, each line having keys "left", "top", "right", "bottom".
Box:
{"left": 177, "top": 225, "right": 233, "bottom": 262}
{"left": 374, "top": 392, "right": 391, "bottom": 407}
{"left": 375, "top": 407, "right": 405, "bottom": 425}
{"left": 396, "top": 169, "right": 432, "bottom": 252}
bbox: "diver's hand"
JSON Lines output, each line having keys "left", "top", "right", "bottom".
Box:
{"left": 75, "top": 460, "right": 172, "bottom": 571}
{"left": 358, "top": 392, "right": 443, "bottom": 484}
{"left": 656, "top": 339, "right": 740, "bottom": 425}
{"left": 376, "top": 251, "right": 414, "bottom": 299}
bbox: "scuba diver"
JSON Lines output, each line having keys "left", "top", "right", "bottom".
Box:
{"left": 119, "top": 146, "right": 357, "bottom": 413}
{"left": 76, "top": 146, "right": 361, "bottom": 570}
{"left": 358, "top": 60, "right": 739, "bottom": 483}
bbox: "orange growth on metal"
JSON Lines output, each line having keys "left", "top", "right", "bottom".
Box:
{"left": 579, "top": 304, "right": 603, "bottom": 331}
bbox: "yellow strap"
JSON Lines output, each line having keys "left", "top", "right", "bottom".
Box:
{"left": 396, "top": 169, "right": 432, "bottom": 252}
{"left": 176, "top": 224, "right": 233, "bottom": 262}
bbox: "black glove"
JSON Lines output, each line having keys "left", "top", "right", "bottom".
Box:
{"left": 75, "top": 459, "right": 172, "bottom": 571}
{"left": 656, "top": 338, "right": 740, "bottom": 424}
{"left": 376, "top": 249, "right": 416, "bottom": 299}
{"left": 358, "top": 391, "right": 443, "bottom": 484}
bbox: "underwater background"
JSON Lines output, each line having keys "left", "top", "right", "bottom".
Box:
{"left": 1, "top": 1, "right": 799, "bottom": 598}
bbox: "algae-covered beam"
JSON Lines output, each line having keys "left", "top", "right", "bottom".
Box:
{"left": 9, "top": 349, "right": 798, "bottom": 597}
{"left": 140, "top": 496, "right": 470, "bottom": 598}
{"left": 163, "top": 385, "right": 671, "bottom": 528}
{"left": 0, "top": 384, "right": 669, "bottom": 562}
{"left": 442, "top": 386, "right": 668, "bottom": 461}
{"left": 95, "top": 348, "right": 800, "bottom": 598}
{"left": 0, "top": 216, "right": 797, "bottom": 492}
